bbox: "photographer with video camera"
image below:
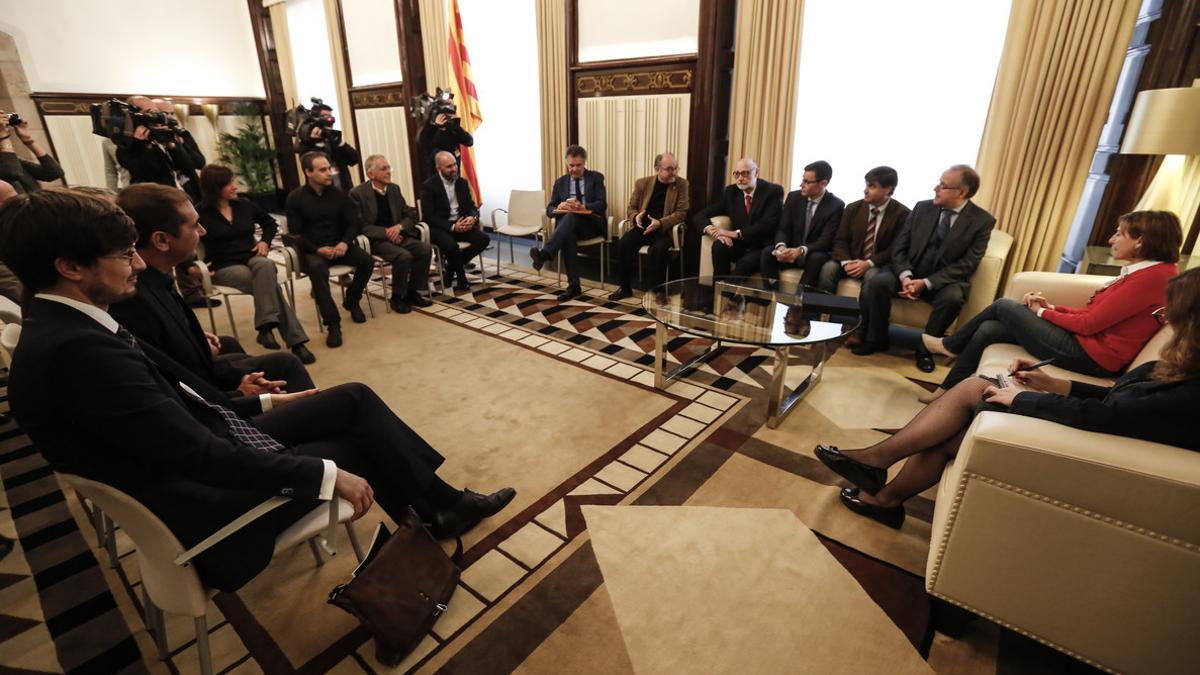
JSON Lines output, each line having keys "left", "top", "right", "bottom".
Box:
{"left": 416, "top": 92, "right": 472, "bottom": 173}
{"left": 0, "top": 111, "right": 64, "bottom": 194}
{"left": 295, "top": 99, "right": 360, "bottom": 192}
{"left": 114, "top": 97, "right": 186, "bottom": 191}
{"left": 153, "top": 98, "right": 206, "bottom": 203}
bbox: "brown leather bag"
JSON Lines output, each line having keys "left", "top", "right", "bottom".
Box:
{"left": 328, "top": 508, "right": 461, "bottom": 666}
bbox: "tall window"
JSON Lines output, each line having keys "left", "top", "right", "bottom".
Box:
{"left": 286, "top": 0, "right": 342, "bottom": 122}
{"left": 789, "top": 0, "right": 1011, "bottom": 207}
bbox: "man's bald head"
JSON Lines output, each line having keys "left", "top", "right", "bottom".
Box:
{"left": 435, "top": 152, "right": 459, "bottom": 181}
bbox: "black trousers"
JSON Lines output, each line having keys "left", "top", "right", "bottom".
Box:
{"left": 191, "top": 382, "right": 445, "bottom": 591}
{"left": 711, "top": 238, "right": 762, "bottom": 277}
{"left": 371, "top": 237, "right": 432, "bottom": 298}
{"left": 429, "top": 225, "right": 489, "bottom": 282}
{"left": 860, "top": 266, "right": 967, "bottom": 346}
{"left": 543, "top": 213, "right": 604, "bottom": 288}
{"left": 759, "top": 248, "right": 830, "bottom": 287}
{"left": 616, "top": 225, "right": 672, "bottom": 291}
{"left": 303, "top": 245, "right": 374, "bottom": 327}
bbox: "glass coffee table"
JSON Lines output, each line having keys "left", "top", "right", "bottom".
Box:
{"left": 643, "top": 277, "right": 860, "bottom": 428}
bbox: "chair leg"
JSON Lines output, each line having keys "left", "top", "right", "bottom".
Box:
{"left": 223, "top": 296, "right": 239, "bottom": 342}
{"left": 308, "top": 538, "right": 325, "bottom": 567}
{"left": 345, "top": 523, "right": 365, "bottom": 562}
{"left": 195, "top": 616, "right": 214, "bottom": 675}
{"left": 313, "top": 295, "right": 324, "bottom": 334}
{"left": 144, "top": 589, "right": 169, "bottom": 660}
{"left": 206, "top": 301, "right": 217, "bottom": 335}
{"left": 103, "top": 515, "right": 118, "bottom": 568}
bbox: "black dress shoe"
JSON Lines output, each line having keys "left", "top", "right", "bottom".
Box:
{"left": 839, "top": 487, "right": 905, "bottom": 529}
{"left": 256, "top": 329, "right": 281, "bottom": 350}
{"left": 429, "top": 487, "right": 517, "bottom": 539}
{"left": 454, "top": 278, "right": 471, "bottom": 292}
{"left": 851, "top": 341, "right": 887, "bottom": 356}
{"left": 325, "top": 326, "right": 343, "bottom": 348}
{"left": 342, "top": 300, "right": 367, "bottom": 323}
{"left": 815, "top": 444, "right": 887, "bottom": 495}
{"left": 608, "top": 288, "right": 632, "bottom": 301}
{"left": 556, "top": 286, "right": 582, "bottom": 302}
{"left": 914, "top": 346, "right": 936, "bottom": 373}
{"left": 187, "top": 296, "right": 222, "bottom": 309}
{"left": 408, "top": 293, "right": 433, "bottom": 308}
{"left": 291, "top": 343, "right": 316, "bottom": 364}
{"left": 390, "top": 299, "right": 412, "bottom": 313}
{"left": 529, "top": 247, "right": 546, "bottom": 271}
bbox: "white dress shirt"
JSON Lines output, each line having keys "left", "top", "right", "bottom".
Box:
{"left": 443, "top": 176, "right": 460, "bottom": 221}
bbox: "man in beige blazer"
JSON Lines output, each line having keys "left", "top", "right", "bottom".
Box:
{"left": 609, "top": 152, "right": 689, "bottom": 300}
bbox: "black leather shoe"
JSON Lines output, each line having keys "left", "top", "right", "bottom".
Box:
{"left": 325, "top": 326, "right": 343, "bottom": 348}
{"left": 815, "top": 444, "right": 887, "bottom": 495}
{"left": 408, "top": 293, "right": 433, "bottom": 308}
{"left": 256, "top": 329, "right": 280, "bottom": 350}
{"left": 291, "top": 343, "right": 316, "bottom": 364}
{"left": 608, "top": 288, "right": 632, "bottom": 301}
{"left": 454, "top": 278, "right": 471, "bottom": 292}
{"left": 556, "top": 286, "right": 582, "bottom": 302}
{"left": 839, "top": 487, "right": 905, "bottom": 529}
{"left": 187, "top": 296, "right": 222, "bottom": 308}
{"left": 429, "top": 487, "right": 517, "bottom": 539}
{"left": 914, "top": 346, "right": 936, "bottom": 373}
{"left": 390, "top": 299, "right": 412, "bottom": 314}
{"left": 529, "top": 247, "right": 546, "bottom": 271}
{"left": 851, "top": 341, "right": 887, "bottom": 356}
{"left": 342, "top": 300, "right": 367, "bottom": 323}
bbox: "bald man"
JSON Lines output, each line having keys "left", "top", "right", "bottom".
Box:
{"left": 692, "top": 158, "right": 784, "bottom": 277}
{"left": 418, "top": 151, "right": 488, "bottom": 292}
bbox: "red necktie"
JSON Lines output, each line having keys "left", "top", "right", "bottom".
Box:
{"left": 862, "top": 208, "right": 879, "bottom": 259}
{"left": 744, "top": 192, "right": 752, "bottom": 215}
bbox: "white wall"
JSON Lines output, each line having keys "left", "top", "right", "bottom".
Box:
{"left": 287, "top": 0, "right": 343, "bottom": 122}
{"left": 0, "top": 0, "right": 264, "bottom": 96}
{"left": 457, "top": 0, "right": 542, "bottom": 213}
{"left": 789, "top": 0, "right": 1011, "bottom": 208}
{"left": 578, "top": 0, "right": 699, "bottom": 62}
{"left": 343, "top": 0, "right": 404, "bottom": 86}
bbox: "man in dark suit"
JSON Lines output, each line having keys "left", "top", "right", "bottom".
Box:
{"left": 0, "top": 189, "right": 516, "bottom": 592}
{"left": 350, "top": 154, "right": 433, "bottom": 313}
{"left": 855, "top": 165, "right": 996, "bottom": 372}
{"left": 692, "top": 158, "right": 784, "bottom": 277}
{"left": 818, "top": 167, "right": 912, "bottom": 326}
{"left": 530, "top": 145, "right": 608, "bottom": 301}
{"left": 419, "top": 151, "right": 489, "bottom": 292}
{"left": 110, "top": 183, "right": 315, "bottom": 396}
{"left": 285, "top": 152, "right": 375, "bottom": 348}
{"left": 762, "top": 160, "right": 844, "bottom": 286}
{"left": 609, "top": 152, "right": 689, "bottom": 301}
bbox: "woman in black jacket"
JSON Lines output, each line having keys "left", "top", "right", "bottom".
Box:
{"left": 816, "top": 266, "right": 1200, "bottom": 528}
{"left": 197, "top": 165, "right": 313, "bottom": 363}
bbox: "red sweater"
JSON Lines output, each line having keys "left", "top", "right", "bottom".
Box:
{"left": 1041, "top": 262, "right": 1176, "bottom": 372}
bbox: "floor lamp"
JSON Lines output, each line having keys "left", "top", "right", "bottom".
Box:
{"left": 1119, "top": 79, "right": 1200, "bottom": 256}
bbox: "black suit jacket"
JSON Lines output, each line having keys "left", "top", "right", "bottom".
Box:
{"left": 8, "top": 298, "right": 325, "bottom": 589}
{"left": 693, "top": 180, "right": 785, "bottom": 247}
{"left": 349, "top": 182, "right": 421, "bottom": 241}
{"left": 546, "top": 170, "right": 608, "bottom": 220}
{"left": 775, "top": 190, "right": 845, "bottom": 253}
{"left": 891, "top": 199, "right": 995, "bottom": 289}
{"left": 1008, "top": 362, "right": 1200, "bottom": 452}
{"left": 109, "top": 265, "right": 242, "bottom": 392}
{"left": 419, "top": 174, "right": 480, "bottom": 232}
{"left": 831, "top": 198, "right": 911, "bottom": 267}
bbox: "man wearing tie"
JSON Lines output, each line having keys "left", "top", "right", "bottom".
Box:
{"left": 693, "top": 158, "right": 785, "bottom": 277}
{"left": 761, "top": 160, "right": 844, "bottom": 286}
{"left": 531, "top": 145, "right": 607, "bottom": 301}
{"left": 855, "top": 165, "right": 995, "bottom": 372}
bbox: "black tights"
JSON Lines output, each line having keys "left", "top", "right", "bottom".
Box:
{"left": 839, "top": 377, "right": 991, "bottom": 507}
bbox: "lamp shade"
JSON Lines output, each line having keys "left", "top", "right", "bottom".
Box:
{"left": 1120, "top": 80, "right": 1200, "bottom": 155}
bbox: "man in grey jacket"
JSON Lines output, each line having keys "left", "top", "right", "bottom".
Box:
{"left": 349, "top": 154, "right": 433, "bottom": 313}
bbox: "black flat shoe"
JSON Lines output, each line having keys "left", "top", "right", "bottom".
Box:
{"left": 556, "top": 286, "right": 582, "bottom": 302}
{"left": 291, "top": 344, "right": 316, "bottom": 364}
{"left": 851, "top": 341, "right": 887, "bottom": 356}
{"left": 608, "top": 288, "right": 632, "bottom": 301}
{"left": 429, "top": 487, "right": 517, "bottom": 539}
{"left": 256, "top": 329, "right": 281, "bottom": 350}
{"left": 390, "top": 299, "right": 412, "bottom": 313}
{"left": 840, "top": 487, "right": 905, "bottom": 529}
{"left": 342, "top": 300, "right": 367, "bottom": 323}
{"left": 408, "top": 294, "right": 433, "bottom": 308}
{"left": 529, "top": 247, "right": 546, "bottom": 271}
{"left": 815, "top": 444, "right": 887, "bottom": 495}
{"left": 914, "top": 347, "right": 936, "bottom": 373}
{"left": 325, "top": 326, "right": 343, "bottom": 348}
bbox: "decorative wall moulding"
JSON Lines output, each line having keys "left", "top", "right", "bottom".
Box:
{"left": 575, "top": 68, "right": 694, "bottom": 97}
{"left": 349, "top": 84, "right": 407, "bottom": 110}
{"left": 30, "top": 93, "right": 266, "bottom": 116}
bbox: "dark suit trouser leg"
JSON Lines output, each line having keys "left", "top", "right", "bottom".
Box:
{"left": 861, "top": 268, "right": 900, "bottom": 346}
{"left": 340, "top": 245, "right": 375, "bottom": 305}
{"left": 546, "top": 213, "right": 601, "bottom": 289}
{"left": 759, "top": 247, "right": 783, "bottom": 281}
{"left": 923, "top": 283, "right": 968, "bottom": 338}
{"left": 816, "top": 260, "right": 846, "bottom": 293}
{"left": 616, "top": 227, "right": 649, "bottom": 291}
{"left": 303, "top": 254, "right": 340, "bottom": 327}
{"left": 710, "top": 239, "right": 746, "bottom": 277}
{"left": 801, "top": 252, "right": 831, "bottom": 287}
{"left": 427, "top": 226, "right": 465, "bottom": 280}
{"left": 373, "top": 238, "right": 432, "bottom": 298}
{"left": 645, "top": 231, "right": 672, "bottom": 288}
{"left": 254, "top": 383, "right": 447, "bottom": 519}
{"left": 732, "top": 246, "right": 763, "bottom": 277}
{"left": 453, "top": 228, "right": 491, "bottom": 275}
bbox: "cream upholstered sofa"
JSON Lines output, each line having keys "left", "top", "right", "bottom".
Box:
{"left": 700, "top": 215, "right": 1014, "bottom": 328}
{"left": 926, "top": 271, "right": 1200, "bottom": 674}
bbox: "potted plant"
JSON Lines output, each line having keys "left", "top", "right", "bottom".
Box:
{"left": 217, "top": 102, "right": 279, "bottom": 212}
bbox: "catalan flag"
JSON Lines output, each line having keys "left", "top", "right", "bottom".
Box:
{"left": 447, "top": 0, "right": 483, "bottom": 205}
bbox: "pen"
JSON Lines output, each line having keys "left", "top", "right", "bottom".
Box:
{"left": 1014, "top": 357, "right": 1055, "bottom": 372}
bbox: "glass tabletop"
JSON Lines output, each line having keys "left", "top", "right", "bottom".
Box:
{"left": 642, "top": 276, "right": 861, "bottom": 347}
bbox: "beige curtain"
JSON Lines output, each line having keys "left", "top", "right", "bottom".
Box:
{"left": 265, "top": 0, "right": 300, "bottom": 109}
{"left": 1134, "top": 155, "right": 1200, "bottom": 255}
{"left": 323, "top": 0, "right": 357, "bottom": 149}
{"left": 420, "top": 0, "right": 453, "bottom": 90}
{"left": 727, "top": 0, "right": 804, "bottom": 190}
{"left": 974, "top": 0, "right": 1140, "bottom": 276}
{"left": 536, "top": 0, "right": 567, "bottom": 200}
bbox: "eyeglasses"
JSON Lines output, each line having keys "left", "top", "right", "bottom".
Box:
{"left": 102, "top": 249, "right": 139, "bottom": 265}
{"left": 801, "top": 178, "right": 820, "bottom": 185}
{"left": 935, "top": 182, "right": 963, "bottom": 191}
{"left": 1152, "top": 306, "right": 1167, "bottom": 325}
{"left": 732, "top": 170, "right": 753, "bottom": 177}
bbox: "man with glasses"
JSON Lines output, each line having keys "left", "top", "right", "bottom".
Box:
{"left": 762, "top": 160, "right": 844, "bottom": 287}
{"left": 609, "top": 152, "right": 689, "bottom": 301}
{"left": 855, "top": 164, "right": 995, "bottom": 372}
{"left": 693, "top": 158, "right": 784, "bottom": 278}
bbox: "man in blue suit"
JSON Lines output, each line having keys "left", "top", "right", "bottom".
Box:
{"left": 530, "top": 145, "right": 607, "bottom": 301}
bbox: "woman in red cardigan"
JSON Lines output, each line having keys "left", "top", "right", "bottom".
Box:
{"left": 919, "top": 210, "right": 1182, "bottom": 402}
